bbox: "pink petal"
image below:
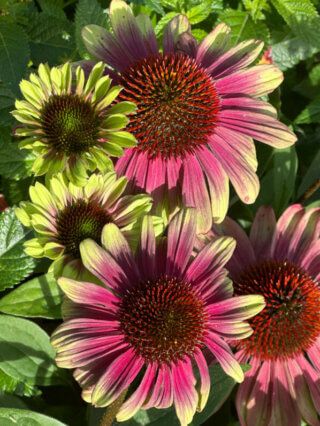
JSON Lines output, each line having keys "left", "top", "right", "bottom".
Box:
{"left": 154, "top": 365, "right": 174, "bottom": 409}
{"left": 166, "top": 208, "right": 197, "bottom": 277}
{"left": 172, "top": 358, "right": 198, "bottom": 426}
{"left": 195, "top": 146, "right": 229, "bottom": 223}
{"left": 92, "top": 348, "right": 144, "bottom": 407}
{"left": 182, "top": 154, "right": 212, "bottom": 233}
{"left": 135, "top": 215, "right": 156, "bottom": 280}
{"left": 207, "top": 294, "right": 265, "bottom": 322}
{"left": 194, "top": 349, "right": 210, "bottom": 411}
{"left": 163, "top": 15, "right": 190, "bottom": 53}
{"left": 307, "top": 338, "right": 320, "bottom": 373}
{"left": 216, "top": 64, "right": 283, "bottom": 98}
{"left": 301, "top": 241, "right": 320, "bottom": 280}
{"left": 110, "top": 0, "right": 149, "bottom": 61}
{"left": 167, "top": 156, "right": 183, "bottom": 212}
{"left": 205, "top": 332, "right": 244, "bottom": 382}
{"left": 115, "top": 148, "right": 138, "bottom": 185}
{"left": 116, "top": 363, "right": 157, "bottom": 421}
{"left": 196, "top": 23, "right": 231, "bottom": 69}
{"left": 135, "top": 14, "right": 159, "bottom": 55}
{"left": 207, "top": 39, "right": 263, "bottom": 79}
{"left": 57, "top": 277, "right": 120, "bottom": 310}
{"left": 249, "top": 205, "right": 276, "bottom": 261}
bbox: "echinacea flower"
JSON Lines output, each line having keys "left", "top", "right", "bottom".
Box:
{"left": 51, "top": 208, "right": 265, "bottom": 425}
{"left": 15, "top": 172, "right": 154, "bottom": 280}
{"left": 0, "top": 194, "right": 8, "bottom": 213}
{"left": 206, "top": 204, "right": 320, "bottom": 426}
{"left": 12, "top": 61, "right": 136, "bottom": 186}
{"left": 82, "top": 0, "right": 296, "bottom": 231}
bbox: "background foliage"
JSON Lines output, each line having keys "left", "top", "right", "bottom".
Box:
{"left": 0, "top": 0, "right": 319, "bottom": 424}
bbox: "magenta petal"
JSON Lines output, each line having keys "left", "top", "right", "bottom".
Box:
{"left": 163, "top": 15, "right": 191, "bottom": 53}
{"left": 92, "top": 348, "right": 144, "bottom": 407}
{"left": 135, "top": 215, "right": 156, "bottom": 280}
{"left": 182, "top": 154, "right": 212, "bottom": 233}
{"left": 301, "top": 241, "right": 320, "bottom": 281}
{"left": 166, "top": 208, "right": 197, "bottom": 277}
{"left": 82, "top": 25, "right": 133, "bottom": 72}
{"left": 167, "top": 156, "right": 182, "bottom": 212}
{"left": 135, "top": 14, "right": 159, "bottom": 55}
{"left": 115, "top": 148, "right": 138, "bottom": 185}
{"left": 117, "top": 363, "right": 157, "bottom": 421}
{"left": 110, "top": 0, "right": 149, "bottom": 61}
{"left": 172, "top": 358, "right": 198, "bottom": 426}
{"left": 155, "top": 365, "right": 174, "bottom": 409}
{"left": 249, "top": 206, "right": 276, "bottom": 261}
{"left": 194, "top": 349, "right": 210, "bottom": 411}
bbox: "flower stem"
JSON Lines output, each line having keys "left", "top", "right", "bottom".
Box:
{"left": 99, "top": 389, "right": 128, "bottom": 426}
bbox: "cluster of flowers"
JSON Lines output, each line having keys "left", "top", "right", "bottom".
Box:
{"left": 12, "top": 0, "right": 320, "bottom": 425}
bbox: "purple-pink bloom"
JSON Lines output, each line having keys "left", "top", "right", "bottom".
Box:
{"left": 206, "top": 204, "right": 320, "bottom": 426}
{"left": 51, "top": 208, "right": 264, "bottom": 425}
{"left": 82, "top": 0, "right": 296, "bottom": 232}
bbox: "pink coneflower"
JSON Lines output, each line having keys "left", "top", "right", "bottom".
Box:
{"left": 51, "top": 208, "right": 265, "bottom": 425}
{"left": 82, "top": 0, "right": 296, "bottom": 232}
{"left": 210, "top": 204, "right": 320, "bottom": 425}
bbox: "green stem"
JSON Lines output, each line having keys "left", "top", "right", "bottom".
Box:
{"left": 99, "top": 389, "right": 128, "bottom": 426}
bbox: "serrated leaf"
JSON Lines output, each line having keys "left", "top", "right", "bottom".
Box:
{"left": 144, "top": 0, "right": 165, "bottom": 15}
{"left": 0, "top": 209, "right": 36, "bottom": 291}
{"left": 191, "top": 29, "right": 208, "bottom": 43}
{"left": 0, "top": 369, "right": 40, "bottom": 397}
{"left": 217, "top": 9, "right": 270, "bottom": 45}
{"left": 271, "top": 0, "right": 320, "bottom": 47}
{"left": 297, "top": 151, "right": 320, "bottom": 199}
{"left": 123, "top": 364, "right": 250, "bottom": 426}
{"left": 294, "top": 64, "right": 320, "bottom": 100}
{"left": 0, "top": 22, "right": 29, "bottom": 95}
{"left": 295, "top": 94, "right": 320, "bottom": 124}
{"left": 273, "top": 146, "right": 298, "bottom": 214}
{"left": 26, "top": 13, "right": 75, "bottom": 67}
{"left": 0, "top": 408, "right": 67, "bottom": 426}
{"left": 272, "top": 37, "right": 319, "bottom": 71}
{"left": 187, "top": 0, "right": 212, "bottom": 24}
{"left": 0, "top": 315, "right": 65, "bottom": 387}
{"left": 0, "top": 143, "right": 37, "bottom": 180}
{"left": 155, "top": 11, "right": 179, "bottom": 37}
{"left": 0, "top": 86, "right": 15, "bottom": 110}
{"left": 160, "top": 0, "right": 179, "bottom": 11}
{"left": 0, "top": 273, "right": 63, "bottom": 319}
{"left": 37, "top": 0, "right": 67, "bottom": 19}
{"left": 75, "top": 0, "right": 109, "bottom": 58}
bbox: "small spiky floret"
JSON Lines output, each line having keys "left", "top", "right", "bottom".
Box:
{"left": 234, "top": 260, "right": 320, "bottom": 360}
{"left": 120, "top": 275, "right": 208, "bottom": 363}
{"left": 12, "top": 62, "right": 137, "bottom": 186}
{"left": 51, "top": 208, "right": 265, "bottom": 425}
{"left": 119, "top": 53, "right": 220, "bottom": 158}
{"left": 15, "top": 171, "right": 155, "bottom": 280}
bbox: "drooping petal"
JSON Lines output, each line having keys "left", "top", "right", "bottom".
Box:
{"left": 163, "top": 15, "right": 191, "bottom": 53}
{"left": 194, "top": 349, "right": 210, "bottom": 412}
{"left": 207, "top": 294, "right": 265, "bottom": 322}
{"left": 196, "top": 22, "right": 231, "bottom": 68}
{"left": 135, "top": 215, "right": 156, "bottom": 280}
{"left": 249, "top": 205, "right": 277, "bottom": 261}
{"left": 135, "top": 14, "right": 159, "bottom": 55}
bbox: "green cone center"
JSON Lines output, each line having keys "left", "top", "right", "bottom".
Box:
{"left": 41, "top": 94, "right": 102, "bottom": 155}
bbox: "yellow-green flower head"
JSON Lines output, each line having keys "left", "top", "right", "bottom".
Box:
{"left": 12, "top": 62, "right": 137, "bottom": 186}
{"left": 15, "top": 172, "right": 159, "bottom": 280}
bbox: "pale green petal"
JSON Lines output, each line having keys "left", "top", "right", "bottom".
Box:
{"left": 102, "top": 176, "right": 127, "bottom": 207}
{"left": 96, "top": 85, "right": 122, "bottom": 110}
{"left": 49, "top": 174, "right": 71, "bottom": 209}
{"left": 44, "top": 241, "right": 65, "bottom": 259}
{"left": 29, "top": 182, "right": 57, "bottom": 214}
{"left": 92, "top": 75, "right": 111, "bottom": 104}
{"left": 89, "top": 147, "right": 114, "bottom": 172}
{"left": 102, "top": 114, "right": 129, "bottom": 131}
{"left": 31, "top": 214, "right": 57, "bottom": 235}
{"left": 31, "top": 154, "right": 51, "bottom": 175}
{"left": 84, "top": 62, "right": 104, "bottom": 96}
{"left": 61, "top": 62, "right": 72, "bottom": 93}
{"left": 24, "top": 238, "right": 46, "bottom": 257}
{"left": 65, "top": 155, "right": 88, "bottom": 187}
{"left": 84, "top": 173, "right": 104, "bottom": 199}
{"left": 105, "top": 131, "right": 136, "bottom": 147}
{"left": 107, "top": 101, "right": 136, "bottom": 115}
{"left": 50, "top": 67, "right": 64, "bottom": 95}
{"left": 103, "top": 141, "right": 124, "bottom": 157}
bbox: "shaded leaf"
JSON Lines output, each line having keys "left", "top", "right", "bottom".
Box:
{"left": 272, "top": 37, "right": 319, "bottom": 71}
{"left": 187, "top": 0, "right": 213, "bottom": 24}
{"left": 295, "top": 95, "right": 320, "bottom": 124}
{"left": 0, "top": 143, "right": 37, "bottom": 181}
{"left": 0, "top": 369, "right": 40, "bottom": 397}
{"left": 297, "top": 151, "right": 320, "bottom": 199}
{"left": 0, "top": 315, "right": 65, "bottom": 386}
{"left": 0, "top": 408, "right": 66, "bottom": 426}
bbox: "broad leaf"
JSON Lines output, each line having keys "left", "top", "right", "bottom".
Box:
{"left": 0, "top": 369, "right": 40, "bottom": 397}
{"left": 0, "top": 22, "right": 29, "bottom": 95}
{"left": 0, "top": 408, "right": 67, "bottom": 426}
{"left": 187, "top": 0, "right": 213, "bottom": 24}
{"left": 0, "top": 315, "right": 65, "bottom": 386}
{"left": 295, "top": 95, "right": 320, "bottom": 124}
{"left": 272, "top": 37, "right": 320, "bottom": 71}
{"left": 297, "top": 151, "right": 320, "bottom": 199}
{"left": 0, "top": 209, "right": 36, "bottom": 291}
{"left": 0, "top": 273, "right": 63, "bottom": 319}
{"left": 0, "top": 143, "right": 37, "bottom": 180}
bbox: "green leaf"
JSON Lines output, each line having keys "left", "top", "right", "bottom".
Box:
{"left": 271, "top": 0, "right": 320, "bottom": 47}
{"left": 272, "top": 37, "right": 319, "bottom": 71}
{"left": 217, "top": 9, "right": 270, "bottom": 45}
{"left": 0, "top": 390, "right": 28, "bottom": 410}
{"left": 155, "top": 11, "right": 179, "bottom": 37}
{"left": 273, "top": 146, "right": 298, "bottom": 214}
{"left": 191, "top": 29, "right": 208, "bottom": 43}
{"left": 144, "top": 0, "right": 165, "bottom": 15}
{"left": 297, "top": 151, "right": 320, "bottom": 199}
{"left": 0, "top": 209, "right": 36, "bottom": 291}
{"left": 294, "top": 63, "right": 320, "bottom": 100}
{"left": 1, "top": 178, "right": 33, "bottom": 206}
{"left": 0, "top": 369, "right": 40, "bottom": 397}
{"left": 160, "top": 0, "right": 179, "bottom": 11}
{"left": 0, "top": 273, "right": 63, "bottom": 319}
{"left": 0, "top": 315, "right": 65, "bottom": 387}
{"left": 0, "top": 408, "right": 67, "bottom": 426}
{"left": 37, "top": 0, "right": 67, "bottom": 19}
{"left": 26, "top": 13, "right": 75, "bottom": 67}
{"left": 124, "top": 364, "right": 250, "bottom": 425}
{"left": 0, "top": 143, "right": 37, "bottom": 181}
{"left": 186, "top": 0, "right": 212, "bottom": 24}
{"left": 0, "top": 22, "right": 29, "bottom": 95}
{"left": 75, "top": 0, "right": 109, "bottom": 58}
{"left": 295, "top": 94, "right": 320, "bottom": 124}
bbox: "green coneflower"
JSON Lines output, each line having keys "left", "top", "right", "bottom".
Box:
{"left": 15, "top": 172, "right": 159, "bottom": 280}
{"left": 12, "top": 62, "right": 136, "bottom": 186}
